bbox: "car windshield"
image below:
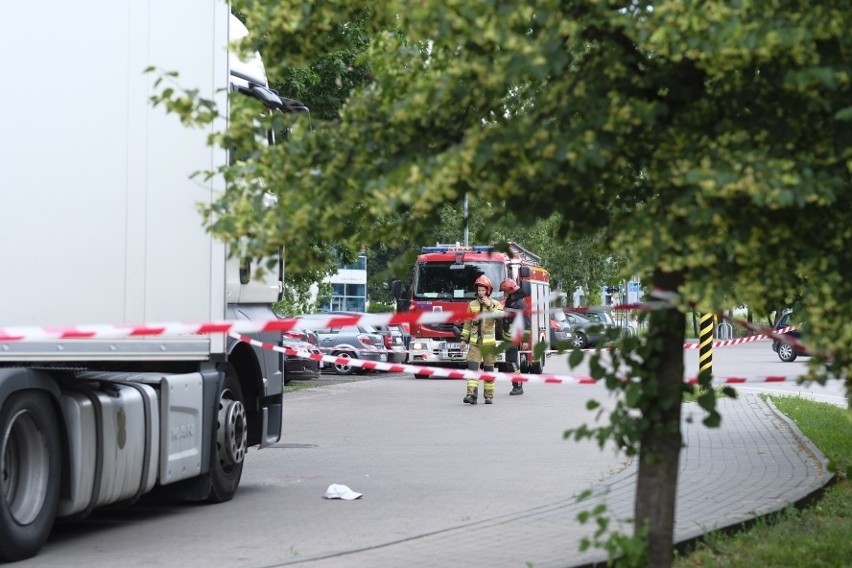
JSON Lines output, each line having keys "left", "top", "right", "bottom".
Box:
{"left": 552, "top": 310, "right": 567, "bottom": 323}
{"left": 585, "top": 312, "right": 613, "bottom": 325}
{"left": 413, "top": 261, "right": 506, "bottom": 301}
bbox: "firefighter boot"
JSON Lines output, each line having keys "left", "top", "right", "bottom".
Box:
{"left": 510, "top": 382, "right": 524, "bottom": 396}
{"left": 483, "top": 374, "right": 495, "bottom": 404}
{"left": 463, "top": 380, "right": 478, "bottom": 405}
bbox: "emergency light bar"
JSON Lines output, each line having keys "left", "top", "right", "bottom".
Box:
{"left": 420, "top": 245, "right": 495, "bottom": 254}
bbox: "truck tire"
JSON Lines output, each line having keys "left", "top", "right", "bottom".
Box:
{"left": 208, "top": 367, "right": 247, "bottom": 503}
{"left": 529, "top": 335, "right": 546, "bottom": 374}
{"left": 0, "top": 391, "right": 61, "bottom": 562}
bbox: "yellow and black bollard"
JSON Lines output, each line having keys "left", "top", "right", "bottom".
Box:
{"left": 698, "top": 313, "right": 715, "bottom": 378}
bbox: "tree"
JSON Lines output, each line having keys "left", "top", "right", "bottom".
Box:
{"left": 161, "top": 1, "right": 851, "bottom": 565}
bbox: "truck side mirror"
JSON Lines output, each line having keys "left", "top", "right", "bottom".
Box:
{"left": 391, "top": 280, "right": 402, "bottom": 299}
{"left": 518, "top": 266, "right": 531, "bottom": 278}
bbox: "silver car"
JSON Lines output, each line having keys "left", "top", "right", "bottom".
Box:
{"left": 372, "top": 323, "right": 409, "bottom": 364}
{"left": 300, "top": 315, "right": 388, "bottom": 375}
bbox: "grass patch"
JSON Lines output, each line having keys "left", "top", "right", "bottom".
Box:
{"left": 682, "top": 385, "right": 734, "bottom": 404}
{"left": 284, "top": 380, "right": 320, "bottom": 393}
{"left": 675, "top": 397, "right": 851, "bottom": 567}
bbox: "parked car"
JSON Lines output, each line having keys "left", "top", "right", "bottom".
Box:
{"left": 281, "top": 337, "right": 322, "bottom": 383}
{"left": 322, "top": 311, "right": 408, "bottom": 364}
{"left": 283, "top": 327, "right": 318, "bottom": 345}
{"left": 561, "top": 311, "right": 610, "bottom": 348}
{"left": 275, "top": 321, "right": 322, "bottom": 383}
{"left": 373, "top": 323, "right": 409, "bottom": 363}
{"left": 583, "top": 310, "right": 617, "bottom": 328}
{"left": 549, "top": 310, "right": 575, "bottom": 349}
{"left": 771, "top": 310, "right": 809, "bottom": 362}
{"left": 300, "top": 314, "right": 388, "bottom": 375}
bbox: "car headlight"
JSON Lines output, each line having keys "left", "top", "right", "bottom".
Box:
{"left": 412, "top": 341, "right": 428, "bottom": 350}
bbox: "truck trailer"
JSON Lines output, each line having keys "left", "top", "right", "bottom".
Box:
{"left": 0, "top": 2, "right": 291, "bottom": 561}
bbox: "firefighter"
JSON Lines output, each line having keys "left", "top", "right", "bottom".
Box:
{"left": 499, "top": 278, "right": 530, "bottom": 396}
{"left": 460, "top": 275, "right": 502, "bottom": 404}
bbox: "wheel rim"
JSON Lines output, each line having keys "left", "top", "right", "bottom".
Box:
{"left": 2, "top": 410, "right": 50, "bottom": 526}
{"left": 779, "top": 344, "right": 794, "bottom": 360}
{"left": 334, "top": 353, "right": 352, "bottom": 374}
{"left": 217, "top": 394, "right": 247, "bottom": 468}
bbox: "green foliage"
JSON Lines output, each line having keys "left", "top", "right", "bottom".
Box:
{"left": 366, "top": 301, "right": 394, "bottom": 313}
{"left": 151, "top": 1, "right": 851, "bottom": 564}
{"left": 577, "top": 496, "right": 649, "bottom": 567}
{"left": 275, "top": 280, "right": 332, "bottom": 316}
{"left": 158, "top": 4, "right": 850, "bottom": 360}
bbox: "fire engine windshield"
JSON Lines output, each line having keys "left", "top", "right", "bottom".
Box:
{"left": 413, "top": 262, "right": 506, "bottom": 301}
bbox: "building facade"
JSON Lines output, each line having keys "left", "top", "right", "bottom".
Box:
{"left": 323, "top": 254, "right": 367, "bottom": 312}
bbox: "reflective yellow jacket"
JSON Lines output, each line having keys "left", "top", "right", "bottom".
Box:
{"left": 460, "top": 299, "right": 503, "bottom": 345}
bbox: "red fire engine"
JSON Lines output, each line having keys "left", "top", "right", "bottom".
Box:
{"left": 391, "top": 243, "right": 551, "bottom": 373}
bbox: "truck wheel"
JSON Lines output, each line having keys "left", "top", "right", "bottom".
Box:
{"left": 529, "top": 336, "right": 546, "bottom": 374}
{"left": 519, "top": 353, "right": 530, "bottom": 374}
{"left": 209, "top": 367, "right": 247, "bottom": 503}
{"left": 0, "top": 391, "right": 61, "bottom": 562}
{"left": 529, "top": 357, "right": 544, "bottom": 374}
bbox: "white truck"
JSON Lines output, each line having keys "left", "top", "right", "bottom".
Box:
{"left": 0, "top": 2, "right": 293, "bottom": 561}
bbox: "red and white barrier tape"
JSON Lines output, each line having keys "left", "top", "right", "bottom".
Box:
{"left": 682, "top": 332, "right": 784, "bottom": 350}
{"left": 0, "top": 296, "right": 807, "bottom": 357}
{"left": 0, "top": 307, "right": 536, "bottom": 343}
{"left": 0, "top": 292, "right": 685, "bottom": 343}
{"left": 234, "top": 333, "right": 595, "bottom": 385}
{"left": 237, "top": 334, "right": 819, "bottom": 386}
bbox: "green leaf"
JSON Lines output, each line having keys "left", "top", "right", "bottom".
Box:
{"left": 703, "top": 411, "right": 722, "bottom": 428}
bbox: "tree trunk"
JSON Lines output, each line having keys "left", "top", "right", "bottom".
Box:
{"left": 634, "top": 269, "right": 685, "bottom": 568}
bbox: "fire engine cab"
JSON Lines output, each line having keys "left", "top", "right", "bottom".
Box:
{"left": 392, "top": 243, "right": 551, "bottom": 373}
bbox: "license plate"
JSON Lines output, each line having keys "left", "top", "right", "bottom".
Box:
{"left": 444, "top": 342, "right": 461, "bottom": 350}
{"left": 380, "top": 354, "right": 387, "bottom": 362}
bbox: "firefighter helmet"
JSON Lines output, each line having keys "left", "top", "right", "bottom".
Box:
{"left": 499, "top": 278, "right": 520, "bottom": 295}
{"left": 474, "top": 275, "right": 493, "bottom": 296}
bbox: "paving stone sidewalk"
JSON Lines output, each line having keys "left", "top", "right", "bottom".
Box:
{"left": 294, "top": 392, "right": 832, "bottom": 568}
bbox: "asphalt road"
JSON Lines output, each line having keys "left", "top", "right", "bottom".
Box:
{"left": 16, "top": 341, "right": 847, "bottom": 568}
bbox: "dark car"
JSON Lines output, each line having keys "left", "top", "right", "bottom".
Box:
{"left": 300, "top": 314, "right": 387, "bottom": 375}
{"left": 771, "top": 310, "right": 809, "bottom": 362}
{"left": 276, "top": 323, "right": 322, "bottom": 383}
{"left": 549, "top": 310, "right": 575, "bottom": 349}
{"left": 562, "top": 311, "right": 609, "bottom": 348}
{"left": 283, "top": 327, "right": 318, "bottom": 345}
{"left": 281, "top": 336, "right": 322, "bottom": 383}
{"left": 583, "top": 310, "right": 617, "bottom": 328}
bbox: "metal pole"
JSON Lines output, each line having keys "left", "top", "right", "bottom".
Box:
{"left": 463, "top": 193, "right": 469, "bottom": 246}
{"left": 699, "top": 313, "right": 714, "bottom": 377}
